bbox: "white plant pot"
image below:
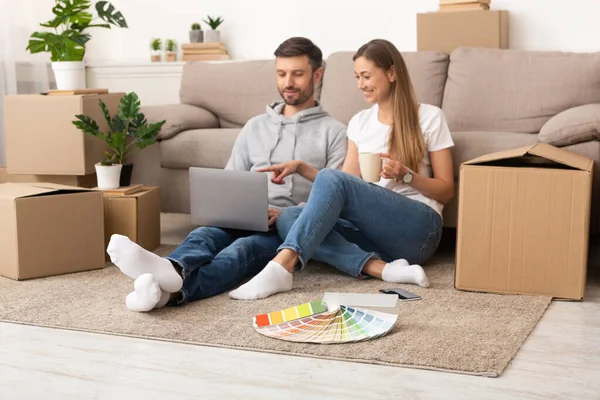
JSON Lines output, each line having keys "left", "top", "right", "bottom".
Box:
{"left": 51, "top": 61, "right": 86, "bottom": 90}
{"left": 204, "top": 30, "right": 220, "bottom": 43}
{"left": 95, "top": 163, "right": 123, "bottom": 189}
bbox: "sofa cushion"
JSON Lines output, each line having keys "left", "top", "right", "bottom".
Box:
{"left": 160, "top": 128, "right": 241, "bottom": 169}
{"left": 142, "top": 104, "right": 219, "bottom": 140}
{"left": 320, "top": 51, "right": 449, "bottom": 125}
{"left": 538, "top": 104, "right": 600, "bottom": 147}
{"left": 442, "top": 47, "right": 600, "bottom": 133}
{"left": 450, "top": 131, "right": 539, "bottom": 178}
{"left": 179, "top": 60, "right": 324, "bottom": 127}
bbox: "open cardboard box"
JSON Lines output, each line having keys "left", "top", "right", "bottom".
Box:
{"left": 101, "top": 185, "right": 161, "bottom": 260}
{"left": 0, "top": 182, "right": 106, "bottom": 280}
{"left": 455, "top": 143, "right": 593, "bottom": 299}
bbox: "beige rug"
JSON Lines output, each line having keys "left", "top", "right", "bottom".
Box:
{"left": 0, "top": 245, "right": 551, "bottom": 377}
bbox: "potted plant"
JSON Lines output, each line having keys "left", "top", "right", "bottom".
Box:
{"left": 165, "top": 39, "right": 177, "bottom": 61}
{"left": 150, "top": 38, "right": 162, "bottom": 62}
{"left": 71, "top": 92, "right": 166, "bottom": 189}
{"left": 189, "top": 22, "right": 203, "bottom": 43}
{"left": 26, "top": 0, "right": 127, "bottom": 90}
{"left": 203, "top": 15, "right": 224, "bottom": 43}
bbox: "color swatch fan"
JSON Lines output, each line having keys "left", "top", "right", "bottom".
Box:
{"left": 253, "top": 298, "right": 398, "bottom": 344}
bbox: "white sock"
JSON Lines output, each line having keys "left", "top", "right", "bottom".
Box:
{"left": 107, "top": 234, "right": 183, "bottom": 293}
{"left": 155, "top": 290, "right": 171, "bottom": 309}
{"left": 381, "top": 259, "right": 430, "bottom": 287}
{"left": 229, "top": 261, "right": 293, "bottom": 300}
{"left": 125, "top": 274, "right": 162, "bottom": 312}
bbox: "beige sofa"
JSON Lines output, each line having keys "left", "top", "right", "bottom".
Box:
{"left": 134, "top": 47, "right": 600, "bottom": 234}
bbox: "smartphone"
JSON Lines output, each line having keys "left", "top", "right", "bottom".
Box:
{"left": 379, "top": 288, "right": 421, "bottom": 301}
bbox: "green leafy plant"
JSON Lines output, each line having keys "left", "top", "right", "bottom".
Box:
{"left": 26, "top": 0, "right": 128, "bottom": 62}
{"left": 165, "top": 39, "right": 177, "bottom": 52}
{"left": 203, "top": 15, "right": 224, "bottom": 30}
{"left": 72, "top": 92, "right": 166, "bottom": 165}
{"left": 191, "top": 22, "right": 201, "bottom": 30}
{"left": 150, "top": 38, "right": 162, "bottom": 51}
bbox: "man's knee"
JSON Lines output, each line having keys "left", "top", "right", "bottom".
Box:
{"left": 185, "top": 226, "right": 228, "bottom": 243}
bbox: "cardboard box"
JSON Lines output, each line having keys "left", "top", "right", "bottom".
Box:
{"left": 0, "top": 182, "right": 106, "bottom": 280}
{"left": 455, "top": 144, "right": 593, "bottom": 300}
{"left": 0, "top": 167, "right": 97, "bottom": 187}
{"left": 102, "top": 186, "right": 161, "bottom": 259}
{"left": 4, "top": 92, "right": 124, "bottom": 175}
{"left": 417, "top": 10, "right": 509, "bottom": 54}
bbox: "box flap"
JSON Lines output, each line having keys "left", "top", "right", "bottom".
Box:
{"left": 0, "top": 183, "right": 59, "bottom": 200}
{"left": 528, "top": 143, "right": 593, "bottom": 172}
{"left": 462, "top": 143, "right": 593, "bottom": 171}
{"left": 462, "top": 145, "right": 534, "bottom": 166}
{"left": 0, "top": 182, "right": 92, "bottom": 200}
{"left": 20, "top": 182, "right": 93, "bottom": 191}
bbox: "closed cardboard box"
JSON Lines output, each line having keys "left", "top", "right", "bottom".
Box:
{"left": 455, "top": 144, "right": 593, "bottom": 299}
{"left": 4, "top": 92, "right": 124, "bottom": 175}
{"left": 0, "top": 183, "right": 106, "bottom": 280}
{"left": 102, "top": 186, "right": 161, "bottom": 259}
{"left": 417, "top": 10, "right": 509, "bottom": 54}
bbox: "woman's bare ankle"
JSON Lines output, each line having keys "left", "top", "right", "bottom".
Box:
{"left": 273, "top": 249, "right": 300, "bottom": 273}
{"left": 361, "top": 259, "right": 386, "bottom": 280}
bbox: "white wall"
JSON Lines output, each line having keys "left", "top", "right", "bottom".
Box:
{"left": 12, "top": 0, "right": 600, "bottom": 64}
{"left": 2, "top": 0, "right": 599, "bottom": 167}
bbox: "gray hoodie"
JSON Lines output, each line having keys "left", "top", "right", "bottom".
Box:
{"left": 225, "top": 101, "right": 347, "bottom": 208}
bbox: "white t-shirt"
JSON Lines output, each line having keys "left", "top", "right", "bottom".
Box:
{"left": 346, "top": 103, "right": 454, "bottom": 217}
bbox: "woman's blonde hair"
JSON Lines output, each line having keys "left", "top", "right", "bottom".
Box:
{"left": 353, "top": 39, "right": 424, "bottom": 172}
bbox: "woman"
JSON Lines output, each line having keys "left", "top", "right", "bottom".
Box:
{"left": 229, "top": 39, "right": 455, "bottom": 300}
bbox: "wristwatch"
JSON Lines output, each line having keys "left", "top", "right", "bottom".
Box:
{"left": 396, "top": 170, "right": 413, "bottom": 184}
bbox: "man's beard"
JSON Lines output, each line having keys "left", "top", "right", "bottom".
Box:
{"left": 279, "top": 77, "right": 315, "bottom": 106}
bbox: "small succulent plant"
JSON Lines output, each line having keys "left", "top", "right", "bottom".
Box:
{"left": 150, "top": 38, "right": 162, "bottom": 51}
{"left": 203, "top": 15, "right": 224, "bottom": 30}
{"left": 165, "top": 39, "right": 177, "bottom": 52}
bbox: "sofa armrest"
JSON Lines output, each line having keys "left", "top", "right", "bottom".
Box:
{"left": 141, "top": 104, "right": 219, "bottom": 140}
{"left": 539, "top": 104, "right": 600, "bottom": 146}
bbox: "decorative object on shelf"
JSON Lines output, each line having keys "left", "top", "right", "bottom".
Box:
{"left": 72, "top": 92, "right": 166, "bottom": 189}
{"left": 26, "top": 0, "right": 128, "bottom": 90}
{"left": 203, "top": 15, "right": 224, "bottom": 43}
{"left": 182, "top": 42, "right": 230, "bottom": 62}
{"left": 438, "top": 0, "right": 490, "bottom": 11}
{"left": 150, "top": 38, "right": 162, "bottom": 62}
{"left": 165, "top": 39, "right": 178, "bottom": 62}
{"left": 189, "top": 22, "right": 203, "bottom": 43}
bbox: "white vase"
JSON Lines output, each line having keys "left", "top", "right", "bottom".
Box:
{"left": 204, "top": 30, "right": 220, "bottom": 43}
{"left": 51, "top": 61, "right": 86, "bottom": 90}
{"left": 95, "top": 163, "right": 123, "bottom": 189}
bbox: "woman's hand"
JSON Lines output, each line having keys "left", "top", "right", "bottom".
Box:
{"left": 258, "top": 161, "right": 304, "bottom": 184}
{"left": 381, "top": 153, "right": 408, "bottom": 181}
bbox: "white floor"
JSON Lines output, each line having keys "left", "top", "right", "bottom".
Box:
{"left": 1, "top": 213, "right": 599, "bottom": 400}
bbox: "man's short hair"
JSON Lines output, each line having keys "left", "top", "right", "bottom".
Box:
{"left": 274, "top": 37, "right": 323, "bottom": 72}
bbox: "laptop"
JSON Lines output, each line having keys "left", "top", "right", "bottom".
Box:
{"left": 189, "top": 167, "right": 269, "bottom": 232}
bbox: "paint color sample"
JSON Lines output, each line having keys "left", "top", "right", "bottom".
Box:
{"left": 253, "top": 300, "right": 328, "bottom": 328}
{"left": 254, "top": 303, "right": 398, "bottom": 343}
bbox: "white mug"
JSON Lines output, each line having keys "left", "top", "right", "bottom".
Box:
{"left": 358, "top": 152, "right": 382, "bottom": 182}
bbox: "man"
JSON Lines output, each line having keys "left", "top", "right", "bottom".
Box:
{"left": 106, "top": 37, "right": 347, "bottom": 312}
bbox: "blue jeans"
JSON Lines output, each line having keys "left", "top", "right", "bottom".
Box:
{"left": 166, "top": 227, "right": 281, "bottom": 304}
{"left": 276, "top": 169, "right": 443, "bottom": 278}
